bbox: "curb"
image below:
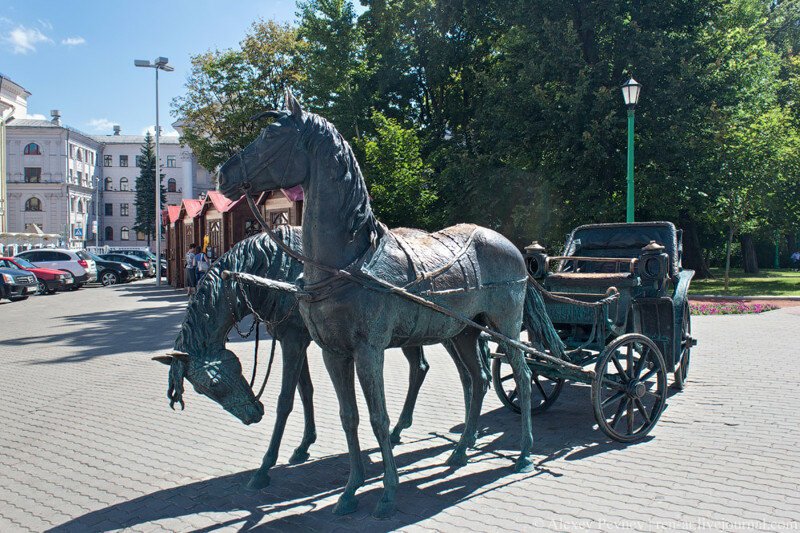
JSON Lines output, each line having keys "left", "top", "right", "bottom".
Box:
{"left": 690, "top": 294, "right": 800, "bottom": 301}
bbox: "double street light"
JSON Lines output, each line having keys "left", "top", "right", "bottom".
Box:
{"left": 134, "top": 57, "right": 173, "bottom": 285}
{"left": 621, "top": 77, "right": 642, "bottom": 223}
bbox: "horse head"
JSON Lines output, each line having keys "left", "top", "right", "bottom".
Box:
{"left": 219, "top": 90, "right": 310, "bottom": 201}
{"left": 153, "top": 349, "right": 264, "bottom": 425}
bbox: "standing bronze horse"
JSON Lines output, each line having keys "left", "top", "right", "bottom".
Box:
{"left": 154, "top": 228, "right": 476, "bottom": 490}
{"left": 218, "top": 92, "right": 563, "bottom": 518}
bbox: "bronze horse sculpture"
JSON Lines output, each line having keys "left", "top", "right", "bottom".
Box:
{"left": 218, "top": 92, "right": 564, "bottom": 518}
{"left": 154, "top": 228, "right": 479, "bottom": 490}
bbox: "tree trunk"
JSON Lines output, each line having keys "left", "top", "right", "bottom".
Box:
{"left": 740, "top": 234, "right": 759, "bottom": 274}
{"left": 678, "top": 212, "right": 712, "bottom": 278}
{"left": 724, "top": 224, "right": 733, "bottom": 292}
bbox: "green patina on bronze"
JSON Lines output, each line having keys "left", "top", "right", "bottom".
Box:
{"left": 217, "top": 92, "right": 564, "bottom": 518}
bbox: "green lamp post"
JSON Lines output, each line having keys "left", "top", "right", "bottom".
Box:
{"left": 621, "top": 77, "right": 642, "bottom": 223}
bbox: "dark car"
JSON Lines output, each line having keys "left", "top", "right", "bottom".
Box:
{"left": 100, "top": 253, "right": 154, "bottom": 277}
{"left": 110, "top": 249, "right": 165, "bottom": 276}
{"left": 0, "top": 257, "right": 72, "bottom": 294}
{"left": 86, "top": 253, "right": 136, "bottom": 286}
{"left": 0, "top": 265, "right": 39, "bottom": 301}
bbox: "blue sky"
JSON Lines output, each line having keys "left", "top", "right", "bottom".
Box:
{"left": 0, "top": 0, "right": 302, "bottom": 137}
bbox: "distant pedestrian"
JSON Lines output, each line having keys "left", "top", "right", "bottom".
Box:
{"left": 791, "top": 250, "right": 800, "bottom": 271}
{"left": 195, "top": 245, "right": 210, "bottom": 285}
{"left": 185, "top": 243, "right": 197, "bottom": 295}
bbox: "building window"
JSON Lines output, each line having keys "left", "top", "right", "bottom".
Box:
{"left": 120, "top": 226, "right": 130, "bottom": 240}
{"left": 77, "top": 200, "right": 84, "bottom": 213}
{"left": 24, "top": 197, "right": 42, "bottom": 211}
{"left": 167, "top": 178, "right": 177, "bottom": 192}
{"left": 105, "top": 226, "right": 114, "bottom": 240}
{"left": 77, "top": 171, "right": 83, "bottom": 184}
{"left": 166, "top": 156, "right": 176, "bottom": 168}
{"left": 121, "top": 203, "right": 129, "bottom": 216}
{"left": 120, "top": 177, "right": 129, "bottom": 191}
{"left": 104, "top": 203, "right": 113, "bottom": 216}
{"left": 24, "top": 143, "right": 41, "bottom": 155}
{"left": 136, "top": 231, "right": 146, "bottom": 241}
{"left": 135, "top": 155, "right": 145, "bottom": 168}
{"left": 104, "top": 155, "right": 112, "bottom": 167}
{"left": 76, "top": 149, "right": 83, "bottom": 162}
{"left": 119, "top": 155, "right": 128, "bottom": 167}
{"left": 104, "top": 177, "right": 113, "bottom": 190}
{"left": 24, "top": 167, "right": 42, "bottom": 183}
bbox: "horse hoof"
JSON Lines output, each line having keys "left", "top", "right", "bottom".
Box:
{"left": 247, "top": 471, "right": 271, "bottom": 490}
{"left": 446, "top": 451, "right": 468, "bottom": 468}
{"left": 372, "top": 499, "right": 396, "bottom": 519}
{"left": 514, "top": 456, "right": 534, "bottom": 474}
{"left": 333, "top": 495, "right": 359, "bottom": 516}
{"left": 389, "top": 431, "right": 401, "bottom": 445}
{"left": 289, "top": 449, "right": 310, "bottom": 464}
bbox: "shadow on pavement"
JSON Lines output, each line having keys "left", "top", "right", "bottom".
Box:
{"left": 50, "top": 402, "right": 639, "bottom": 532}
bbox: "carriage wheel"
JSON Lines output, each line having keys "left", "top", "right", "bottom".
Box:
{"left": 492, "top": 357, "right": 564, "bottom": 415}
{"left": 592, "top": 334, "right": 667, "bottom": 443}
{"left": 673, "top": 303, "right": 692, "bottom": 390}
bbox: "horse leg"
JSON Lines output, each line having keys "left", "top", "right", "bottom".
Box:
{"left": 446, "top": 327, "right": 488, "bottom": 468}
{"left": 322, "top": 350, "right": 365, "bottom": 516}
{"left": 442, "top": 339, "right": 473, "bottom": 422}
{"left": 390, "top": 346, "right": 429, "bottom": 445}
{"left": 248, "top": 337, "right": 309, "bottom": 490}
{"left": 290, "top": 354, "right": 317, "bottom": 464}
{"left": 353, "top": 346, "right": 399, "bottom": 519}
{"left": 488, "top": 314, "right": 534, "bottom": 473}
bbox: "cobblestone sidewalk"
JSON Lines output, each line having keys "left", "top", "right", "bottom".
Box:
{"left": 0, "top": 281, "right": 798, "bottom": 532}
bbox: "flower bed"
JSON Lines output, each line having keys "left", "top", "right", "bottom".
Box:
{"left": 690, "top": 302, "right": 778, "bottom": 315}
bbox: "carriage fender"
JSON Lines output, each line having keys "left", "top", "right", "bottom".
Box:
{"left": 672, "top": 269, "right": 694, "bottom": 362}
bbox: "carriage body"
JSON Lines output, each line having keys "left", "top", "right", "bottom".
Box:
{"left": 492, "top": 221, "right": 696, "bottom": 443}
{"left": 528, "top": 221, "right": 693, "bottom": 373}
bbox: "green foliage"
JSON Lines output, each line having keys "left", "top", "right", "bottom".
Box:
{"left": 133, "top": 132, "right": 167, "bottom": 244}
{"left": 360, "top": 111, "right": 437, "bottom": 229}
{"left": 171, "top": 20, "right": 305, "bottom": 171}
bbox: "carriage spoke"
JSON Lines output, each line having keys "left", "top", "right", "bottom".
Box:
{"left": 610, "top": 397, "right": 627, "bottom": 429}
{"left": 601, "top": 390, "right": 625, "bottom": 408}
{"left": 643, "top": 389, "right": 662, "bottom": 401}
{"left": 626, "top": 398, "right": 634, "bottom": 434}
{"left": 611, "top": 354, "right": 629, "bottom": 382}
{"left": 533, "top": 374, "right": 547, "bottom": 398}
{"left": 640, "top": 366, "right": 660, "bottom": 382}
{"left": 508, "top": 389, "right": 518, "bottom": 403}
{"left": 635, "top": 398, "right": 651, "bottom": 425}
{"left": 633, "top": 347, "right": 649, "bottom": 378}
{"left": 601, "top": 377, "right": 626, "bottom": 392}
{"left": 626, "top": 344, "right": 634, "bottom": 379}
{"left": 500, "top": 373, "right": 514, "bottom": 383}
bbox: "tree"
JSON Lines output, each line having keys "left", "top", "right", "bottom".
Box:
{"left": 133, "top": 132, "right": 167, "bottom": 246}
{"left": 360, "top": 111, "right": 437, "bottom": 229}
{"left": 171, "top": 20, "right": 305, "bottom": 171}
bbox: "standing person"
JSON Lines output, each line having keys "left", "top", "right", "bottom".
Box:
{"left": 791, "top": 250, "right": 800, "bottom": 271}
{"left": 195, "top": 244, "right": 210, "bottom": 285}
{"left": 184, "top": 243, "right": 197, "bottom": 295}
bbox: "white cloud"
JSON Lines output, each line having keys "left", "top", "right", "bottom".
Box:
{"left": 4, "top": 25, "right": 51, "bottom": 54}
{"left": 37, "top": 19, "right": 53, "bottom": 30}
{"left": 87, "top": 118, "right": 116, "bottom": 132}
{"left": 61, "top": 36, "right": 85, "bottom": 46}
{"left": 24, "top": 113, "right": 47, "bottom": 120}
{"left": 142, "top": 125, "right": 178, "bottom": 137}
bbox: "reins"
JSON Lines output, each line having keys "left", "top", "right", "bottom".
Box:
{"left": 249, "top": 323, "right": 276, "bottom": 400}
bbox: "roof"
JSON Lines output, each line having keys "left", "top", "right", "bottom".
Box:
{"left": 182, "top": 199, "right": 204, "bottom": 219}
{"left": 7, "top": 118, "right": 100, "bottom": 145}
{"left": 167, "top": 205, "right": 182, "bottom": 224}
{"left": 92, "top": 134, "right": 182, "bottom": 145}
{"left": 203, "top": 190, "right": 247, "bottom": 213}
{"left": 0, "top": 73, "right": 31, "bottom": 95}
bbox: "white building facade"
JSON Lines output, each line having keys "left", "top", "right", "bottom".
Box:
{"left": 2, "top": 75, "right": 213, "bottom": 250}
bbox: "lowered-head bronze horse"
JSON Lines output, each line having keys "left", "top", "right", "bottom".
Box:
{"left": 218, "top": 91, "right": 563, "bottom": 518}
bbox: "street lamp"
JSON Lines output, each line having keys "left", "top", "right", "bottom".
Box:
{"left": 621, "top": 77, "right": 642, "bottom": 223}
{"left": 135, "top": 56, "right": 174, "bottom": 285}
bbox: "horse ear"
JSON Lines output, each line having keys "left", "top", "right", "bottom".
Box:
{"left": 251, "top": 110, "right": 285, "bottom": 122}
{"left": 285, "top": 89, "right": 303, "bottom": 118}
{"left": 152, "top": 355, "right": 173, "bottom": 366}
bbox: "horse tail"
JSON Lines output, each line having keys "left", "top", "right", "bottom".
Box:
{"left": 477, "top": 334, "right": 492, "bottom": 386}
{"left": 523, "top": 282, "right": 565, "bottom": 359}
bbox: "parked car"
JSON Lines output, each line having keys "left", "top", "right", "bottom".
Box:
{"left": 85, "top": 252, "right": 136, "bottom": 286}
{"left": 99, "top": 253, "right": 154, "bottom": 277}
{"left": 0, "top": 263, "right": 39, "bottom": 301}
{"left": 0, "top": 257, "right": 72, "bottom": 294}
{"left": 15, "top": 249, "right": 97, "bottom": 289}
{"left": 111, "top": 248, "right": 167, "bottom": 274}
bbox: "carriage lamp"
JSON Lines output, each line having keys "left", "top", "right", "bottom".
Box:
{"left": 637, "top": 240, "right": 668, "bottom": 282}
{"left": 621, "top": 77, "right": 642, "bottom": 223}
{"left": 524, "top": 241, "right": 548, "bottom": 278}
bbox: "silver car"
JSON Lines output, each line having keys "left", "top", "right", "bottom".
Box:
{"left": 15, "top": 249, "right": 97, "bottom": 289}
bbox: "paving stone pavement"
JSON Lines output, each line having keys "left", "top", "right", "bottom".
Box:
{"left": 1, "top": 280, "right": 798, "bottom": 532}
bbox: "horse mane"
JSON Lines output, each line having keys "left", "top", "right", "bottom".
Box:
{"left": 301, "top": 113, "right": 381, "bottom": 242}
{"left": 174, "top": 226, "right": 302, "bottom": 354}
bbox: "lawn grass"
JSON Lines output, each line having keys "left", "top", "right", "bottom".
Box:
{"left": 689, "top": 268, "right": 800, "bottom": 297}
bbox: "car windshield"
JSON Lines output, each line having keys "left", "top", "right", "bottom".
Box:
{"left": 12, "top": 257, "right": 36, "bottom": 268}
{"left": 76, "top": 250, "right": 91, "bottom": 260}
{"left": 86, "top": 253, "right": 103, "bottom": 262}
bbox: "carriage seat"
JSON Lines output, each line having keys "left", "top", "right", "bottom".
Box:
{"left": 545, "top": 272, "right": 640, "bottom": 290}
